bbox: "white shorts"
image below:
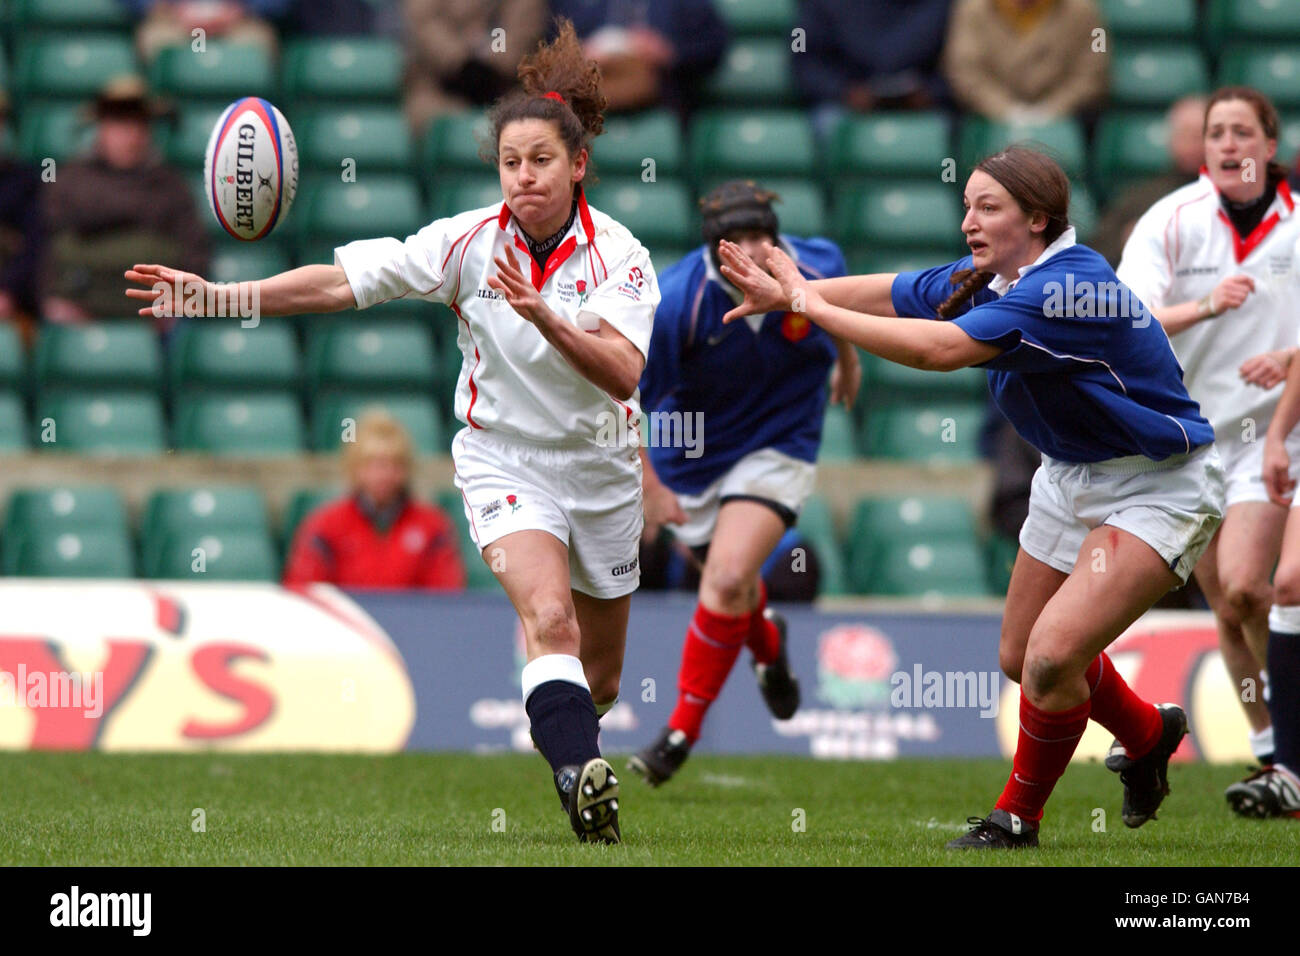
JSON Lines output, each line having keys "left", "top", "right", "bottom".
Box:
{"left": 1019, "top": 444, "right": 1225, "bottom": 585}
{"left": 451, "top": 426, "right": 643, "bottom": 599}
{"left": 1215, "top": 428, "right": 1300, "bottom": 507}
{"left": 670, "top": 447, "right": 816, "bottom": 548}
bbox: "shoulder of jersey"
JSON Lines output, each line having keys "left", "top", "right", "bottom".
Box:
{"left": 584, "top": 202, "right": 648, "bottom": 256}
{"left": 423, "top": 202, "right": 503, "bottom": 236}
{"left": 1140, "top": 177, "right": 1217, "bottom": 224}
{"left": 787, "top": 234, "right": 846, "bottom": 277}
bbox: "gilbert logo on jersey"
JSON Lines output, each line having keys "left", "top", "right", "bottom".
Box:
{"left": 781, "top": 311, "right": 810, "bottom": 342}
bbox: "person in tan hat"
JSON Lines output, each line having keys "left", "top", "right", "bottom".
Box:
{"left": 42, "top": 75, "right": 209, "bottom": 325}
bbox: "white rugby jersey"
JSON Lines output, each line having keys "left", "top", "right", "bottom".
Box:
{"left": 335, "top": 188, "right": 659, "bottom": 445}
{"left": 1117, "top": 171, "right": 1300, "bottom": 435}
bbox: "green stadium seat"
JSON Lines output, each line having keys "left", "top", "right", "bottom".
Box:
{"left": 282, "top": 487, "right": 338, "bottom": 550}
{"left": 428, "top": 174, "right": 502, "bottom": 221}
{"left": 34, "top": 391, "right": 165, "bottom": 454}
{"left": 847, "top": 247, "right": 962, "bottom": 276}
{"left": 690, "top": 110, "right": 816, "bottom": 179}
{"left": 281, "top": 37, "right": 402, "bottom": 106}
{"left": 1206, "top": 0, "right": 1300, "bottom": 54}
{"left": 311, "top": 393, "right": 446, "bottom": 454}
{"left": 15, "top": 101, "right": 94, "bottom": 162}
{"left": 818, "top": 404, "right": 857, "bottom": 461}
{"left": 297, "top": 174, "right": 424, "bottom": 242}
{"left": 0, "top": 393, "right": 27, "bottom": 451}
{"left": 1092, "top": 111, "right": 1169, "bottom": 190}
{"left": 795, "top": 493, "right": 847, "bottom": 596}
{"left": 149, "top": 43, "right": 275, "bottom": 103}
{"left": 14, "top": 34, "right": 136, "bottom": 100}
{"left": 306, "top": 321, "right": 437, "bottom": 394}
{"left": 163, "top": 105, "right": 227, "bottom": 168}
{"left": 295, "top": 107, "right": 413, "bottom": 174}
{"left": 13, "top": 0, "right": 130, "bottom": 30}
{"left": 169, "top": 321, "right": 299, "bottom": 391}
{"left": 862, "top": 538, "right": 992, "bottom": 598}
{"left": 1217, "top": 46, "right": 1300, "bottom": 110}
{"left": 4, "top": 486, "right": 128, "bottom": 549}
{"left": 862, "top": 352, "right": 987, "bottom": 399}
{"left": 0, "top": 322, "right": 22, "bottom": 389}
{"left": 584, "top": 178, "right": 694, "bottom": 245}
{"left": 1071, "top": 183, "right": 1099, "bottom": 243}
{"left": 146, "top": 529, "right": 278, "bottom": 580}
{"left": 828, "top": 112, "right": 951, "bottom": 180}
{"left": 986, "top": 532, "right": 1019, "bottom": 594}
{"left": 1109, "top": 44, "right": 1208, "bottom": 110}
{"left": 173, "top": 391, "right": 305, "bottom": 456}
{"left": 436, "top": 489, "right": 497, "bottom": 591}
{"left": 142, "top": 485, "right": 271, "bottom": 548}
{"left": 846, "top": 494, "right": 981, "bottom": 595}
{"left": 834, "top": 181, "right": 963, "bottom": 249}
{"left": 715, "top": 0, "right": 796, "bottom": 36}
{"left": 960, "top": 116, "right": 1087, "bottom": 178}
{"left": 207, "top": 239, "right": 292, "bottom": 284}
{"left": 703, "top": 39, "right": 796, "bottom": 107}
{"left": 1098, "top": 0, "right": 1196, "bottom": 39}
{"left": 6, "top": 527, "right": 134, "bottom": 577}
{"left": 34, "top": 321, "right": 161, "bottom": 390}
{"left": 596, "top": 110, "right": 683, "bottom": 177}
{"left": 864, "top": 401, "right": 986, "bottom": 463}
{"left": 423, "top": 110, "right": 492, "bottom": 179}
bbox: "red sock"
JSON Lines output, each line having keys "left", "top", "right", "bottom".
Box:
{"left": 669, "top": 602, "right": 750, "bottom": 741}
{"left": 1086, "top": 653, "right": 1163, "bottom": 758}
{"left": 995, "top": 692, "right": 1091, "bottom": 824}
{"left": 746, "top": 579, "right": 780, "bottom": 665}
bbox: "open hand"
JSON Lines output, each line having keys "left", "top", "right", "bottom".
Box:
{"left": 1264, "top": 435, "right": 1296, "bottom": 506}
{"left": 489, "top": 246, "right": 552, "bottom": 326}
{"left": 718, "top": 240, "right": 785, "bottom": 323}
{"left": 124, "top": 263, "right": 211, "bottom": 317}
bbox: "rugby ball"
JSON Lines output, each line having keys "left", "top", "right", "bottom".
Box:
{"left": 203, "top": 97, "right": 299, "bottom": 241}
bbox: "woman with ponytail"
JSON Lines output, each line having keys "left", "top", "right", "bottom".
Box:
{"left": 127, "top": 20, "right": 659, "bottom": 845}
{"left": 718, "top": 145, "right": 1225, "bottom": 849}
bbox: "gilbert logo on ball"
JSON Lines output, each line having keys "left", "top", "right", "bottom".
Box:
{"left": 204, "top": 97, "right": 299, "bottom": 241}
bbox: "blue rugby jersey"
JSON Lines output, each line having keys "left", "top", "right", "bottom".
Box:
{"left": 891, "top": 232, "right": 1214, "bottom": 463}
{"left": 640, "top": 236, "right": 847, "bottom": 493}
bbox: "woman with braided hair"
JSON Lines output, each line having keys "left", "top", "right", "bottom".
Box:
{"left": 717, "top": 145, "right": 1225, "bottom": 849}
{"left": 127, "top": 20, "right": 659, "bottom": 845}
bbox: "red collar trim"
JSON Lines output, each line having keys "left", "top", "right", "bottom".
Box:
{"left": 576, "top": 185, "right": 595, "bottom": 244}
{"left": 1203, "top": 169, "right": 1294, "bottom": 263}
{"left": 497, "top": 201, "right": 512, "bottom": 230}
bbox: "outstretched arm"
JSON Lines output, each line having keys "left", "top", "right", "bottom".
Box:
{"left": 125, "top": 263, "right": 357, "bottom": 317}
{"left": 720, "top": 241, "right": 1001, "bottom": 371}
{"left": 809, "top": 274, "right": 899, "bottom": 316}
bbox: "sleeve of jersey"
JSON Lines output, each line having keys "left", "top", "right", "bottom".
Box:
{"left": 952, "top": 294, "right": 1099, "bottom": 373}
{"left": 638, "top": 267, "right": 688, "bottom": 411}
{"left": 1115, "top": 204, "right": 1174, "bottom": 311}
{"left": 579, "top": 244, "right": 660, "bottom": 360}
{"left": 333, "top": 218, "right": 461, "bottom": 309}
{"left": 890, "top": 257, "right": 974, "bottom": 319}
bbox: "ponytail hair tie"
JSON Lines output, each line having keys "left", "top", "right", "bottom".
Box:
{"left": 543, "top": 91, "right": 566, "bottom": 105}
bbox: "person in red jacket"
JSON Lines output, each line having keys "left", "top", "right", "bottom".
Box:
{"left": 283, "top": 409, "right": 467, "bottom": 590}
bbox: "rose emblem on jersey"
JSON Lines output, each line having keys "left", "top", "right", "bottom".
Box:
{"left": 575, "top": 279, "right": 589, "bottom": 307}
{"left": 781, "top": 311, "right": 810, "bottom": 342}
{"left": 507, "top": 494, "right": 521, "bottom": 513}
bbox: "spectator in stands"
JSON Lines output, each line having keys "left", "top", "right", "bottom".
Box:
{"left": 1091, "top": 96, "right": 1207, "bottom": 266}
{"left": 118, "top": 1, "right": 286, "bottom": 63}
{"left": 0, "top": 90, "right": 45, "bottom": 334}
{"left": 549, "top": 0, "right": 727, "bottom": 117}
{"left": 792, "top": 0, "right": 953, "bottom": 140}
{"left": 401, "top": 0, "right": 546, "bottom": 135}
{"left": 284, "top": 0, "right": 379, "bottom": 35}
{"left": 42, "top": 76, "right": 209, "bottom": 326}
{"left": 284, "top": 409, "right": 467, "bottom": 590}
{"left": 942, "top": 0, "right": 1108, "bottom": 124}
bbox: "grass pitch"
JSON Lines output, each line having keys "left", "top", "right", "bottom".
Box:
{"left": 0, "top": 752, "right": 1295, "bottom": 866}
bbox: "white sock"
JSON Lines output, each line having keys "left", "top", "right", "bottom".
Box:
{"left": 520, "top": 653, "right": 589, "bottom": 705}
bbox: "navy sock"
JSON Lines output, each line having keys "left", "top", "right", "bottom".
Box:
{"left": 1268, "top": 629, "right": 1300, "bottom": 769}
{"left": 525, "top": 680, "right": 601, "bottom": 774}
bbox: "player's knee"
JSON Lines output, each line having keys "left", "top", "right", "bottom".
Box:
{"left": 1023, "top": 651, "right": 1072, "bottom": 699}
{"left": 1222, "top": 575, "right": 1272, "bottom": 622}
{"left": 998, "top": 644, "right": 1024, "bottom": 684}
{"left": 1272, "top": 565, "right": 1300, "bottom": 607}
{"left": 529, "top": 601, "right": 580, "bottom": 653}
{"left": 702, "top": 563, "right": 756, "bottom": 612}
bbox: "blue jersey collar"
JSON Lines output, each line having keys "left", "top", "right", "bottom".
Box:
{"left": 988, "top": 226, "right": 1077, "bottom": 297}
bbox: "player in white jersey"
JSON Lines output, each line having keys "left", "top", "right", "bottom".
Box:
{"left": 126, "top": 21, "right": 658, "bottom": 844}
{"left": 1117, "top": 87, "right": 1300, "bottom": 796}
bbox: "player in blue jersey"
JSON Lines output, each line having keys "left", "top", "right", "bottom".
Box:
{"left": 626, "top": 181, "right": 858, "bottom": 786}
{"left": 719, "top": 147, "right": 1226, "bottom": 847}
